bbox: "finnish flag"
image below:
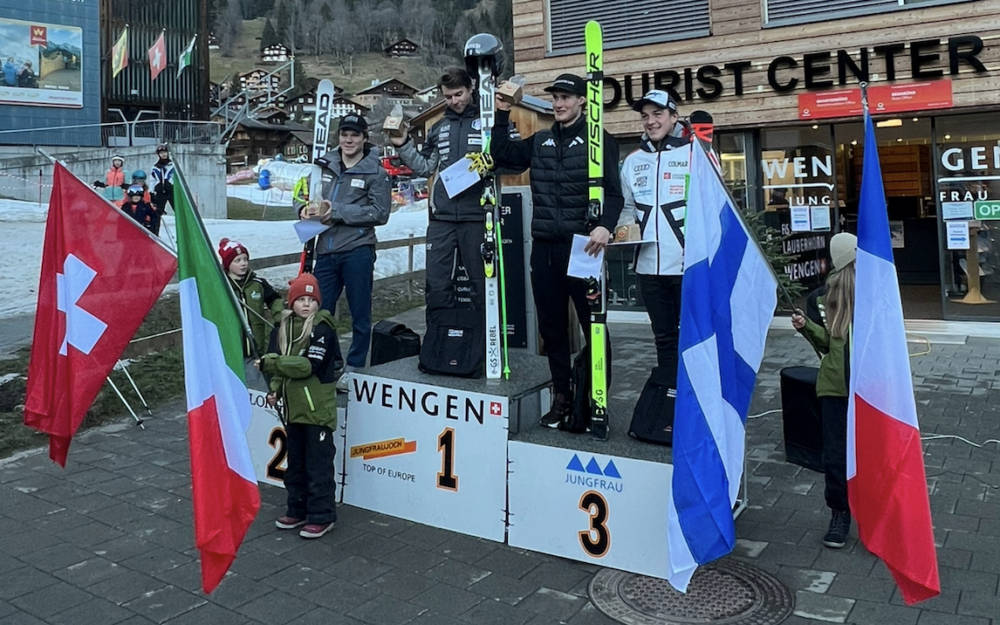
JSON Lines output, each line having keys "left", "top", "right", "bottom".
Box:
{"left": 667, "top": 144, "right": 777, "bottom": 590}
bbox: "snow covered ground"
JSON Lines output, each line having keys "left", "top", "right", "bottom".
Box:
{"left": 0, "top": 196, "right": 428, "bottom": 319}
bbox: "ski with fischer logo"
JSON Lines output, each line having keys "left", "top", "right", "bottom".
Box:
{"left": 585, "top": 20, "right": 608, "bottom": 440}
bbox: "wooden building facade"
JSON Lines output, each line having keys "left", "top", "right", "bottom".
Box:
{"left": 513, "top": 0, "right": 1000, "bottom": 321}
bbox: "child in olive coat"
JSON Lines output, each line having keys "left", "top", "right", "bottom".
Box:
{"left": 257, "top": 273, "right": 338, "bottom": 539}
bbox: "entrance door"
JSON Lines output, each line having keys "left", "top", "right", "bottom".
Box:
{"left": 834, "top": 118, "right": 940, "bottom": 319}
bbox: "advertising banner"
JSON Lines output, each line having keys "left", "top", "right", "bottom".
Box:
{"left": 0, "top": 17, "right": 83, "bottom": 108}
{"left": 799, "top": 80, "right": 953, "bottom": 120}
{"left": 343, "top": 375, "right": 509, "bottom": 542}
{"left": 246, "top": 389, "right": 346, "bottom": 492}
{"left": 507, "top": 441, "right": 673, "bottom": 579}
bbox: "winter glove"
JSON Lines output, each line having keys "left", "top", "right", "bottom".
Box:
{"left": 466, "top": 152, "right": 495, "bottom": 175}
{"left": 93, "top": 181, "right": 106, "bottom": 188}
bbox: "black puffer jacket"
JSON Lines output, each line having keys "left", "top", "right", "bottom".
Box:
{"left": 492, "top": 109, "right": 623, "bottom": 243}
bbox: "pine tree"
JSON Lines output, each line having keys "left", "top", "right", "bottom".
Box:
{"left": 261, "top": 18, "right": 279, "bottom": 50}
{"left": 276, "top": 0, "right": 291, "bottom": 45}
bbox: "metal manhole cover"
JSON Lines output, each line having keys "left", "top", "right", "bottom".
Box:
{"left": 589, "top": 559, "right": 793, "bottom": 625}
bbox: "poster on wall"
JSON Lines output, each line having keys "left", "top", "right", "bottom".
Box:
{"left": 507, "top": 441, "right": 673, "bottom": 579}
{"left": 342, "top": 375, "right": 509, "bottom": 542}
{"left": 0, "top": 17, "right": 83, "bottom": 108}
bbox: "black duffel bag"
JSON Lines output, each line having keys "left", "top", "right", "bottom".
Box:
{"left": 369, "top": 320, "right": 421, "bottom": 367}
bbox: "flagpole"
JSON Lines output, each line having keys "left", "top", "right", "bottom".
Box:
{"left": 174, "top": 164, "right": 261, "bottom": 361}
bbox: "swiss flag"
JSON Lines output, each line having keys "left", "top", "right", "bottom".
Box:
{"left": 490, "top": 401, "right": 503, "bottom": 417}
{"left": 148, "top": 32, "right": 167, "bottom": 81}
{"left": 24, "top": 163, "right": 177, "bottom": 466}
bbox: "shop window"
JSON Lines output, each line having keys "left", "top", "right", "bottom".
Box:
{"left": 760, "top": 126, "right": 836, "bottom": 292}
{"left": 547, "top": 0, "right": 709, "bottom": 54}
{"left": 717, "top": 132, "right": 751, "bottom": 211}
{"left": 765, "top": 0, "right": 975, "bottom": 28}
{"left": 935, "top": 113, "right": 1000, "bottom": 321}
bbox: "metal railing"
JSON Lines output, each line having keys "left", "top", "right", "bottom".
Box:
{"left": 131, "top": 235, "right": 426, "bottom": 358}
{"left": 0, "top": 120, "right": 222, "bottom": 148}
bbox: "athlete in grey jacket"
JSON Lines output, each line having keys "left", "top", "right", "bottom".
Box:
{"left": 297, "top": 114, "right": 391, "bottom": 388}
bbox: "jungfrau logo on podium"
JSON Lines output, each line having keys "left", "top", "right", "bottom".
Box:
{"left": 565, "top": 454, "right": 622, "bottom": 492}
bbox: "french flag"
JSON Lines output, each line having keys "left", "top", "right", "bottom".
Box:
{"left": 849, "top": 106, "right": 940, "bottom": 604}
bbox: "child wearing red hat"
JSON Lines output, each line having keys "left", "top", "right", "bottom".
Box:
{"left": 257, "top": 273, "right": 338, "bottom": 539}
{"left": 219, "top": 238, "right": 284, "bottom": 358}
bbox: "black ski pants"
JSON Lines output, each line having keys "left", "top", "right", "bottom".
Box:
{"left": 284, "top": 423, "right": 338, "bottom": 525}
{"left": 821, "top": 396, "right": 849, "bottom": 513}
{"left": 531, "top": 240, "right": 593, "bottom": 397}
{"left": 637, "top": 274, "right": 682, "bottom": 386}
{"left": 425, "top": 220, "right": 485, "bottom": 312}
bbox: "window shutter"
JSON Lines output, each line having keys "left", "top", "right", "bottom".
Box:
{"left": 548, "top": 0, "right": 710, "bottom": 53}
{"left": 765, "top": 0, "right": 971, "bottom": 26}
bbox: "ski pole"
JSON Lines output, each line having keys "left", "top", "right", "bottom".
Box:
{"left": 107, "top": 376, "right": 145, "bottom": 428}
{"left": 116, "top": 360, "right": 153, "bottom": 418}
{"left": 159, "top": 214, "right": 177, "bottom": 251}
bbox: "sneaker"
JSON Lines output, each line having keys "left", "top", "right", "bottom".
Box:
{"left": 823, "top": 510, "right": 851, "bottom": 549}
{"left": 275, "top": 516, "right": 306, "bottom": 530}
{"left": 299, "top": 522, "right": 335, "bottom": 539}
{"left": 540, "top": 393, "right": 572, "bottom": 429}
{"left": 336, "top": 365, "right": 360, "bottom": 394}
{"left": 336, "top": 371, "right": 351, "bottom": 393}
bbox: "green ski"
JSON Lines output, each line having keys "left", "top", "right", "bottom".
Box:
{"left": 585, "top": 20, "right": 608, "bottom": 440}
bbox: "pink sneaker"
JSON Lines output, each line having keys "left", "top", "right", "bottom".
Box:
{"left": 275, "top": 516, "right": 306, "bottom": 530}
{"left": 299, "top": 522, "right": 335, "bottom": 539}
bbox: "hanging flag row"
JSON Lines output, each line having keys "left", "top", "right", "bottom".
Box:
{"left": 110, "top": 25, "right": 197, "bottom": 82}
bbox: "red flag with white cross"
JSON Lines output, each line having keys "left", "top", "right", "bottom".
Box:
{"left": 24, "top": 163, "right": 177, "bottom": 466}
{"left": 148, "top": 31, "right": 167, "bottom": 81}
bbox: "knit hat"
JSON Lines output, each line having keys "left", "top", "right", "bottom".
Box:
{"left": 287, "top": 273, "right": 322, "bottom": 307}
{"left": 218, "top": 238, "right": 249, "bottom": 271}
{"left": 830, "top": 232, "right": 857, "bottom": 269}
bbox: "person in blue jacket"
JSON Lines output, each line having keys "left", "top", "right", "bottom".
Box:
{"left": 3, "top": 58, "right": 17, "bottom": 86}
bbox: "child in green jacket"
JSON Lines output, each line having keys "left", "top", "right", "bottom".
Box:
{"left": 791, "top": 232, "right": 856, "bottom": 550}
{"left": 257, "top": 273, "right": 338, "bottom": 539}
{"left": 219, "top": 238, "right": 284, "bottom": 358}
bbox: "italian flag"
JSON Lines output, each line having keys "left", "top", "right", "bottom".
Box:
{"left": 175, "top": 169, "right": 260, "bottom": 594}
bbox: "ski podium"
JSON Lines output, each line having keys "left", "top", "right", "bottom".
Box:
{"left": 241, "top": 25, "right": 748, "bottom": 588}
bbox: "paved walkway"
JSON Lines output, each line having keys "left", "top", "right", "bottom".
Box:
{"left": 0, "top": 323, "right": 998, "bottom": 624}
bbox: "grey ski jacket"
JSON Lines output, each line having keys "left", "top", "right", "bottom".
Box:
{"left": 301, "top": 145, "right": 391, "bottom": 255}
{"left": 396, "top": 103, "right": 521, "bottom": 222}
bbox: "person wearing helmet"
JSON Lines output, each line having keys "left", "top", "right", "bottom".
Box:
{"left": 122, "top": 184, "right": 155, "bottom": 233}
{"left": 389, "top": 61, "right": 522, "bottom": 376}
{"left": 491, "top": 73, "right": 624, "bottom": 429}
{"left": 150, "top": 143, "right": 175, "bottom": 221}
{"left": 93, "top": 154, "right": 130, "bottom": 203}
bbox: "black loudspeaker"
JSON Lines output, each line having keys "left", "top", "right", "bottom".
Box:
{"left": 369, "top": 320, "right": 421, "bottom": 367}
{"left": 779, "top": 366, "right": 824, "bottom": 473}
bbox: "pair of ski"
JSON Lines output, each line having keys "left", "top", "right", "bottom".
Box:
{"left": 300, "top": 79, "right": 336, "bottom": 274}
{"left": 466, "top": 25, "right": 608, "bottom": 439}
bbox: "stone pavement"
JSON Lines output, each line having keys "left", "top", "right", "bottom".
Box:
{"left": 0, "top": 323, "right": 998, "bottom": 624}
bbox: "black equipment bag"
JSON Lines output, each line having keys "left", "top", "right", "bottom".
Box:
{"left": 418, "top": 308, "right": 484, "bottom": 378}
{"left": 369, "top": 320, "right": 421, "bottom": 367}
{"left": 780, "top": 366, "right": 824, "bottom": 473}
{"left": 560, "top": 338, "right": 613, "bottom": 434}
{"left": 628, "top": 366, "right": 676, "bottom": 446}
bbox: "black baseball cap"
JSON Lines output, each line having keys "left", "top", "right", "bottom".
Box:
{"left": 339, "top": 114, "right": 369, "bottom": 133}
{"left": 543, "top": 74, "right": 586, "bottom": 96}
{"left": 632, "top": 90, "right": 678, "bottom": 113}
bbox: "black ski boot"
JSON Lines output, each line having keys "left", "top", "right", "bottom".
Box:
{"left": 540, "top": 393, "right": 572, "bottom": 429}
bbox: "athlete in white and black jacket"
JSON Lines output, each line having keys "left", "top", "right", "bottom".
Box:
{"left": 618, "top": 90, "right": 693, "bottom": 394}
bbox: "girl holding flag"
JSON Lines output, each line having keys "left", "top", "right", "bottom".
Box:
{"left": 791, "top": 232, "right": 857, "bottom": 549}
